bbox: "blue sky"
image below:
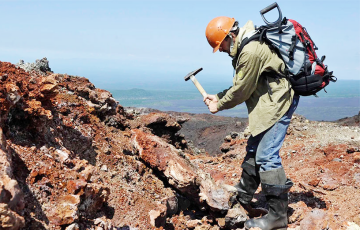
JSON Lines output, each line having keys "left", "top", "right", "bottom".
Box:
{"left": 1, "top": 0, "right": 359, "bottom": 90}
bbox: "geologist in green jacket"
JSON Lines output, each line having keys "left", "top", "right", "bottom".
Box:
{"left": 204, "top": 17, "right": 300, "bottom": 230}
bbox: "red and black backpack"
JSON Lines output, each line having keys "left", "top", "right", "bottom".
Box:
{"left": 238, "top": 2, "right": 337, "bottom": 96}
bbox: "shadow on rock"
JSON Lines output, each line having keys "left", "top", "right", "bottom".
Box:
{"left": 4, "top": 105, "right": 98, "bottom": 166}
{"left": 290, "top": 191, "right": 327, "bottom": 209}
{"left": 10, "top": 148, "right": 49, "bottom": 229}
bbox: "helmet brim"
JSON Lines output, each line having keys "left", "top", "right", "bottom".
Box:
{"left": 213, "top": 45, "right": 220, "bottom": 53}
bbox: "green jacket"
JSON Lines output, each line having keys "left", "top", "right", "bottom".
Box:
{"left": 216, "top": 20, "right": 295, "bottom": 137}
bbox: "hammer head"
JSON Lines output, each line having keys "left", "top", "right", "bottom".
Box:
{"left": 184, "top": 67, "right": 203, "bottom": 81}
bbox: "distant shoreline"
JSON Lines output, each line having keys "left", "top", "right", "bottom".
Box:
{"left": 109, "top": 80, "right": 359, "bottom": 122}
{"left": 116, "top": 96, "right": 359, "bottom": 122}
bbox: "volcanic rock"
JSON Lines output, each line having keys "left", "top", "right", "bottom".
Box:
{"left": 0, "top": 59, "right": 359, "bottom": 229}
{"left": 16, "top": 58, "right": 52, "bottom": 76}
{"left": 0, "top": 203, "right": 25, "bottom": 229}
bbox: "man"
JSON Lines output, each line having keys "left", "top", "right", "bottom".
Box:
{"left": 204, "top": 16, "right": 300, "bottom": 230}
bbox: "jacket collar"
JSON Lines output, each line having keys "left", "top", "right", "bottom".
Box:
{"left": 231, "top": 20, "right": 256, "bottom": 59}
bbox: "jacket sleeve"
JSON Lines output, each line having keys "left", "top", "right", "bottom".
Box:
{"left": 216, "top": 51, "right": 262, "bottom": 111}
{"left": 216, "top": 86, "right": 232, "bottom": 100}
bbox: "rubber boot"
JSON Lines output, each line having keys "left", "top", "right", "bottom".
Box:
{"left": 244, "top": 167, "right": 293, "bottom": 230}
{"left": 234, "top": 160, "right": 267, "bottom": 217}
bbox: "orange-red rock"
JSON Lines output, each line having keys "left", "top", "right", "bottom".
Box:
{"left": 0, "top": 60, "right": 358, "bottom": 230}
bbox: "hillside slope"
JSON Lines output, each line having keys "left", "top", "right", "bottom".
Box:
{"left": 0, "top": 60, "right": 359, "bottom": 230}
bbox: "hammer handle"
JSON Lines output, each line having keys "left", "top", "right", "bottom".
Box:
{"left": 190, "top": 75, "right": 207, "bottom": 97}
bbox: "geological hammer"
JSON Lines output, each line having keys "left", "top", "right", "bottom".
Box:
{"left": 184, "top": 67, "right": 207, "bottom": 97}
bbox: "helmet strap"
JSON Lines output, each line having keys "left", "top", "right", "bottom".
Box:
{"left": 229, "top": 34, "right": 235, "bottom": 57}
{"left": 228, "top": 21, "right": 239, "bottom": 57}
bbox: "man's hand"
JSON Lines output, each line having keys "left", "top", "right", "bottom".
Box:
{"left": 203, "top": 94, "right": 219, "bottom": 114}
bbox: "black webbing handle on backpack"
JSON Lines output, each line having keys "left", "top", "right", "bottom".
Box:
{"left": 260, "top": 2, "right": 283, "bottom": 28}
{"left": 260, "top": 2, "right": 278, "bottom": 14}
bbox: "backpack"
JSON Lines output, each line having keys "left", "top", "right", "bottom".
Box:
{"left": 238, "top": 2, "right": 337, "bottom": 96}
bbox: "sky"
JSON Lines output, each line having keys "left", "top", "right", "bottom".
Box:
{"left": 1, "top": 0, "right": 359, "bottom": 91}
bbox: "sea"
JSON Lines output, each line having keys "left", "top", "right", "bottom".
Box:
{"left": 108, "top": 80, "right": 359, "bottom": 122}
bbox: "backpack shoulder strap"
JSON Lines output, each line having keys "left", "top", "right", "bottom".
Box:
{"left": 232, "top": 35, "right": 258, "bottom": 67}
{"left": 238, "top": 32, "right": 262, "bottom": 54}
{"left": 233, "top": 27, "right": 268, "bottom": 63}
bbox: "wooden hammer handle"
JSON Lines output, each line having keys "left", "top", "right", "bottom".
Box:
{"left": 190, "top": 75, "right": 207, "bottom": 97}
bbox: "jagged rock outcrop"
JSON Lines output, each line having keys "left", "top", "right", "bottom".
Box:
{"left": 0, "top": 137, "right": 25, "bottom": 229}
{"left": 0, "top": 60, "right": 246, "bottom": 229}
{"left": 131, "top": 128, "right": 237, "bottom": 212}
{"left": 16, "top": 58, "right": 52, "bottom": 76}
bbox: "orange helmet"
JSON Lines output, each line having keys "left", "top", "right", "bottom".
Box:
{"left": 205, "top": 16, "right": 235, "bottom": 53}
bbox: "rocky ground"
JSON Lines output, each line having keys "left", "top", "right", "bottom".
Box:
{"left": 0, "top": 59, "right": 359, "bottom": 230}
{"left": 127, "top": 108, "right": 360, "bottom": 230}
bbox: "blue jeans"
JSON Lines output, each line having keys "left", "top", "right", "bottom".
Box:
{"left": 244, "top": 95, "right": 300, "bottom": 172}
